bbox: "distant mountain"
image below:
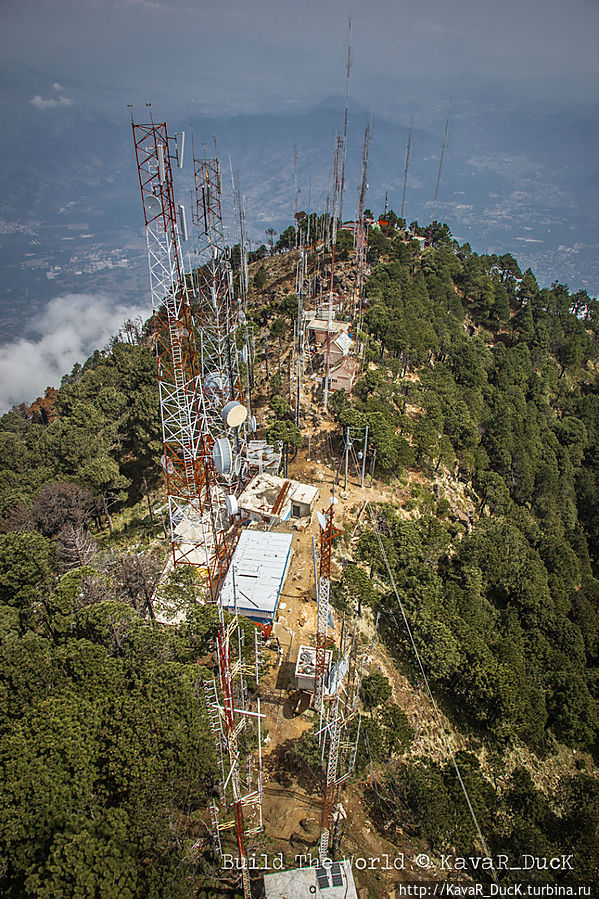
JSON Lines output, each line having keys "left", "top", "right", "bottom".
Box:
{"left": 0, "top": 96, "right": 597, "bottom": 342}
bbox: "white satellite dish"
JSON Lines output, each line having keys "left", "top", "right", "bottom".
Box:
{"left": 225, "top": 494, "right": 239, "bottom": 516}
{"left": 249, "top": 415, "right": 257, "bottom": 433}
{"left": 144, "top": 194, "right": 161, "bottom": 219}
{"left": 212, "top": 438, "right": 233, "bottom": 475}
{"left": 221, "top": 400, "right": 248, "bottom": 428}
{"left": 316, "top": 510, "right": 328, "bottom": 531}
{"left": 241, "top": 345, "right": 249, "bottom": 364}
{"left": 330, "top": 495, "right": 339, "bottom": 506}
{"left": 234, "top": 455, "right": 242, "bottom": 476}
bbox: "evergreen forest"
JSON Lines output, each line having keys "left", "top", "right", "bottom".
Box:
{"left": 1, "top": 218, "right": 598, "bottom": 894}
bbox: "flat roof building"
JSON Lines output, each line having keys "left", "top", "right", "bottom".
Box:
{"left": 219, "top": 529, "right": 293, "bottom": 627}
{"left": 238, "top": 473, "right": 319, "bottom": 525}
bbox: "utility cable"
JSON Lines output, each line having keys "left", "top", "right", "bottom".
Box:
{"left": 365, "top": 502, "right": 495, "bottom": 870}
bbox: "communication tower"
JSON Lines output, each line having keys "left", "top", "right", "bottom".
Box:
{"left": 131, "top": 120, "right": 230, "bottom": 593}
{"left": 401, "top": 117, "right": 413, "bottom": 222}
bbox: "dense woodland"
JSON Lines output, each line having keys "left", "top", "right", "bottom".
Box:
{"left": 326, "top": 220, "right": 599, "bottom": 883}
{"left": 1, "top": 218, "right": 598, "bottom": 892}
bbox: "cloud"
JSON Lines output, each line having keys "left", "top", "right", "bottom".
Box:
{"left": 0, "top": 293, "right": 150, "bottom": 411}
{"left": 30, "top": 93, "right": 73, "bottom": 111}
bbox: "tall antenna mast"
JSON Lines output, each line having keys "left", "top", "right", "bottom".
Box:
{"left": 132, "top": 120, "right": 227, "bottom": 590}
{"left": 355, "top": 122, "right": 371, "bottom": 326}
{"left": 192, "top": 149, "right": 250, "bottom": 503}
{"left": 400, "top": 116, "right": 413, "bottom": 221}
{"left": 339, "top": 16, "right": 352, "bottom": 225}
{"left": 293, "top": 142, "right": 300, "bottom": 227}
{"left": 428, "top": 107, "right": 450, "bottom": 245}
{"left": 323, "top": 133, "right": 343, "bottom": 413}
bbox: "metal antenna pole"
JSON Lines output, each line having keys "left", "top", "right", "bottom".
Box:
{"left": 323, "top": 134, "right": 343, "bottom": 412}
{"left": 339, "top": 16, "right": 352, "bottom": 225}
{"left": 400, "top": 117, "right": 413, "bottom": 222}
{"left": 355, "top": 122, "right": 371, "bottom": 331}
{"left": 428, "top": 107, "right": 450, "bottom": 246}
{"left": 344, "top": 427, "right": 350, "bottom": 491}
{"left": 361, "top": 425, "right": 368, "bottom": 489}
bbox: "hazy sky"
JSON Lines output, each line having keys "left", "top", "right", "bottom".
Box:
{"left": 2, "top": 0, "right": 598, "bottom": 116}
{"left": 0, "top": 0, "right": 597, "bottom": 407}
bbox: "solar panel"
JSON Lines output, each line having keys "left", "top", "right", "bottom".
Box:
{"left": 316, "top": 866, "right": 330, "bottom": 889}
{"left": 330, "top": 862, "right": 343, "bottom": 888}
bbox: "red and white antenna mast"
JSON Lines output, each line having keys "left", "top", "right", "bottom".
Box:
{"left": 131, "top": 120, "right": 229, "bottom": 595}
{"left": 314, "top": 494, "right": 340, "bottom": 721}
{"left": 132, "top": 120, "right": 258, "bottom": 897}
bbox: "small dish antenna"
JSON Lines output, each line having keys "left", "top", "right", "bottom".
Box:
{"left": 144, "top": 194, "right": 161, "bottom": 219}
{"left": 221, "top": 400, "right": 248, "bottom": 428}
{"left": 212, "top": 438, "right": 233, "bottom": 475}
{"left": 225, "top": 494, "right": 239, "bottom": 516}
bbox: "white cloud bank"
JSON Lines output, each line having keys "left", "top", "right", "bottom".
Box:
{"left": 30, "top": 82, "right": 73, "bottom": 111}
{"left": 0, "top": 293, "right": 150, "bottom": 412}
{"left": 30, "top": 93, "right": 73, "bottom": 111}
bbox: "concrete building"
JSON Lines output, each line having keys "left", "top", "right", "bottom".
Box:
{"left": 264, "top": 860, "right": 357, "bottom": 899}
{"left": 329, "top": 356, "right": 358, "bottom": 393}
{"left": 238, "top": 473, "right": 319, "bottom": 525}
{"left": 219, "top": 529, "right": 293, "bottom": 627}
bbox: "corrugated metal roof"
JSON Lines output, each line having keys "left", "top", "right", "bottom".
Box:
{"left": 219, "top": 530, "right": 293, "bottom": 621}
{"left": 332, "top": 330, "right": 352, "bottom": 355}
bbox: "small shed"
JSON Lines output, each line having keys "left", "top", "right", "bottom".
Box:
{"left": 295, "top": 645, "right": 332, "bottom": 692}
{"left": 264, "top": 860, "right": 357, "bottom": 899}
{"left": 219, "top": 530, "right": 293, "bottom": 627}
{"left": 238, "top": 473, "right": 319, "bottom": 525}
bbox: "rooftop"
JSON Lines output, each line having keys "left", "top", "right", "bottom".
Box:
{"left": 331, "top": 330, "right": 353, "bottom": 355}
{"left": 330, "top": 355, "right": 358, "bottom": 376}
{"left": 264, "top": 860, "right": 357, "bottom": 899}
{"left": 219, "top": 529, "right": 293, "bottom": 623}
{"left": 307, "top": 318, "right": 350, "bottom": 334}
{"left": 238, "top": 473, "right": 319, "bottom": 522}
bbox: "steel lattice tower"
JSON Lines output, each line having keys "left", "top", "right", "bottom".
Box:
{"left": 193, "top": 152, "right": 250, "bottom": 496}
{"left": 133, "top": 120, "right": 259, "bottom": 899}
{"left": 132, "top": 121, "right": 230, "bottom": 595}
